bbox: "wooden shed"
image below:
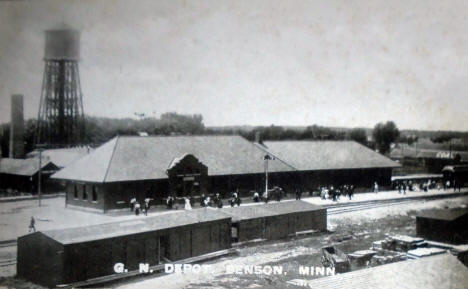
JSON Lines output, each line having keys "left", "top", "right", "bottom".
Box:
{"left": 0, "top": 158, "right": 59, "bottom": 193}
{"left": 222, "top": 201, "right": 326, "bottom": 242}
{"left": 416, "top": 208, "right": 468, "bottom": 244}
{"left": 17, "top": 208, "right": 231, "bottom": 287}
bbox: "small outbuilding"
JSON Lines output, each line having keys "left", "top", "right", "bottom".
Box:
{"left": 221, "top": 200, "right": 326, "bottom": 242}
{"left": 442, "top": 164, "right": 468, "bottom": 187}
{"left": 17, "top": 208, "right": 231, "bottom": 287}
{"left": 0, "top": 158, "right": 59, "bottom": 193}
{"left": 416, "top": 208, "right": 468, "bottom": 244}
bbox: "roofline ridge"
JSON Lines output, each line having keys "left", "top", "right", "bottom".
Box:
{"left": 264, "top": 140, "right": 356, "bottom": 143}
{"left": 103, "top": 136, "right": 120, "bottom": 183}
{"left": 117, "top": 134, "right": 242, "bottom": 138}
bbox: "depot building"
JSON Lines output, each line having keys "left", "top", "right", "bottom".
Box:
{"left": 51, "top": 135, "right": 399, "bottom": 212}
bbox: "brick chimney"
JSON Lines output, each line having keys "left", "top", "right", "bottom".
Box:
{"left": 9, "top": 94, "right": 24, "bottom": 158}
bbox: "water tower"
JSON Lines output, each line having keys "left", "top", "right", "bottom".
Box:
{"left": 36, "top": 25, "right": 85, "bottom": 146}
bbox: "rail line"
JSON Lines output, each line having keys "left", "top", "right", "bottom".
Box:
{"left": 0, "top": 241, "right": 16, "bottom": 248}
{"left": 0, "top": 259, "right": 16, "bottom": 267}
{"left": 327, "top": 198, "right": 420, "bottom": 215}
{"left": 325, "top": 190, "right": 468, "bottom": 215}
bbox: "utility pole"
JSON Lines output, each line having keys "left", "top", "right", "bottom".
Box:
{"left": 35, "top": 144, "right": 47, "bottom": 207}
{"left": 38, "top": 149, "right": 43, "bottom": 207}
{"left": 264, "top": 154, "right": 273, "bottom": 197}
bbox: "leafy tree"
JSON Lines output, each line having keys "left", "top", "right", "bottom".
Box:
{"left": 373, "top": 121, "right": 400, "bottom": 154}
{"left": 348, "top": 128, "right": 367, "bottom": 145}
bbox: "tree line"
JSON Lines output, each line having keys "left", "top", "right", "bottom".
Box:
{"left": 0, "top": 114, "right": 403, "bottom": 157}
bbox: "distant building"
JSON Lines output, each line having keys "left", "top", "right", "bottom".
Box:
{"left": 26, "top": 146, "right": 93, "bottom": 169}
{"left": 390, "top": 146, "right": 468, "bottom": 175}
{"left": 52, "top": 136, "right": 399, "bottom": 212}
{"left": 0, "top": 158, "right": 59, "bottom": 193}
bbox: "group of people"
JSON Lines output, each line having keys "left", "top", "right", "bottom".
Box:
{"left": 394, "top": 179, "right": 463, "bottom": 194}
{"left": 445, "top": 179, "right": 462, "bottom": 192}
{"left": 319, "top": 184, "right": 355, "bottom": 201}
{"left": 200, "top": 193, "right": 226, "bottom": 208}
{"left": 164, "top": 192, "right": 235, "bottom": 210}
{"left": 130, "top": 197, "right": 152, "bottom": 216}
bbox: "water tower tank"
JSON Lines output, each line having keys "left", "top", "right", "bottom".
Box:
{"left": 37, "top": 24, "right": 85, "bottom": 146}
{"left": 44, "top": 28, "right": 80, "bottom": 61}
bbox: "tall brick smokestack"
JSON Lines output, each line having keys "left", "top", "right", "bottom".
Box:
{"left": 9, "top": 94, "right": 25, "bottom": 158}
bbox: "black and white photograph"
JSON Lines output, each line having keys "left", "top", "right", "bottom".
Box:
{"left": 1, "top": 0, "right": 468, "bottom": 288}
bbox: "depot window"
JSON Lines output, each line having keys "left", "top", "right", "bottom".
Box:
{"left": 92, "top": 186, "right": 98, "bottom": 202}
{"left": 82, "top": 185, "right": 87, "bottom": 200}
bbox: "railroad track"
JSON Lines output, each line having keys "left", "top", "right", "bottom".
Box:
{"left": 325, "top": 190, "right": 468, "bottom": 215}
{"left": 0, "top": 259, "right": 16, "bottom": 267}
{"left": 327, "top": 198, "right": 420, "bottom": 215}
{"left": 0, "top": 240, "right": 16, "bottom": 248}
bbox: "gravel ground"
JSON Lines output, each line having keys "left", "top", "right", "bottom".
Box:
{"left": 1, "top": 194, "right": 467, "bottom": 288}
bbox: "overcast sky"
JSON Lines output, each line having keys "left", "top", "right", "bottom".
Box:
{"left": 1, "top": 0, "right": 467, "bottom": 130}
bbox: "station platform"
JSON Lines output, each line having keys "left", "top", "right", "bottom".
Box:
{"left": 0, "top": 188, "right": 467, "bottom": 243}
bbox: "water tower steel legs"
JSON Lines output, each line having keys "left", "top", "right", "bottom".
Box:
{"left": 36, "top": 60, "right": 84, "bottom": 146}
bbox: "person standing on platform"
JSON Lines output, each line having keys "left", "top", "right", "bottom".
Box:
{"left": 204, "top": 196, "right": 211, "bottom": 207}
{"left": 134, "top": 201, "right": 141, "bottom": 216}
{"left": 350, "top": 185, "right": 355, "bottom": 200}
{"left": 130, "top": 197, "right": 136, "bottom": 211}
{"left": 373, "top": 182, "right": 379, "bottom": 194}
{"left": 200, "top": 194, "right": 206, "bottom": 207}
{"left": 29, "top": 216, "right": 36, "bottom": 233}
{"left": 213, "top": 193, "right": 222, "bottom": 208}
{"left": 144, "top": 198, "right": 151, "bottom": 214}
{"left": 184, "top": 197, "right": 192, "bottom": 210}
{"left": 295, "top": 187, "right": 302, "bottom": 200}
{"left": 166, "top": 195, "right": 174, "bottom": 209}
{"left": 330, "top": 186, "right": 336, "bottom": 201}
{"left": 253, "top": 191, "right": 260, "bottom": 202}
{"left": 320, "top": 187, "right": 326, "bottom": 200}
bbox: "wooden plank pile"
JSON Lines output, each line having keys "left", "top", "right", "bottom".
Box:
{"left": 371, "top": 235, "right": 424, "bottom": 252}
{"left": 407, "top": 247, "right": 447, "bottom": 259}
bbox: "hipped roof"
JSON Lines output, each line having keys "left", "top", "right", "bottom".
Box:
{"left": 52, "top": 135, "right": 294, "bottom": 183}
{"left": 26, "top": 147, "right": 93, "bottom": 168}
{"left": 262, "top": 140, "right": 399, "bottom": 171}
